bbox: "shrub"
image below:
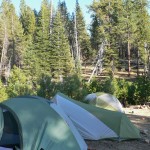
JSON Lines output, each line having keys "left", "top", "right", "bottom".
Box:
{"left": 0, "top": 80, "right": 8, "bottom": 102}
{"left": 7, "top": 66, "right": 33, "bottom": 98}
{"left": 133, "top": 76, "right": 150, "bottom": 104}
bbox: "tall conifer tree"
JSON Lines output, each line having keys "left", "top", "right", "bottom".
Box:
{"left": 89, "top": 0, "right": 123, "bottom": 75}
{"left": 34, "top": 0, "right": 51, "bottom": 75}
{"left": 75, "top": 0, "right": 92, "bottom": 75}
{"left": 50, "top": 10, "right": 74, "bottom": 79}
{"left": 20, "top": 0, "right": 36, "bottom": 39}
{"left": 0, "top": 0, "right": 25, "bottom": 82}
{"left": 19, "top": 0, "right": 37, "bottom": 79}
{"left": 134, "top": 0, "right": 150, "bottom": 75}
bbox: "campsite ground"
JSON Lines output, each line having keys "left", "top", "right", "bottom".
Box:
{"left": 86, "top": 106, "right": 150, "bottom": 150}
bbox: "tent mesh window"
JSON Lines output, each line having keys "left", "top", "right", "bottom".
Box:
{"left": 0, "top": 110, "right": 20, "bottom": 149}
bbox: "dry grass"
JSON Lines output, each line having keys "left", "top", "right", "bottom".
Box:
{"left": 81, "top": 65, "right": 145, "bottom": 81}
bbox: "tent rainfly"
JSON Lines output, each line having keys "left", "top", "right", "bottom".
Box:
{"left": 84, "top": 92, "right": 124, "bottom": 112}
{"left": 0, "top": 96, "right": 87, "bottom": 150}
{"left": 52, "top": 92, "right": 141, "bottom": 141}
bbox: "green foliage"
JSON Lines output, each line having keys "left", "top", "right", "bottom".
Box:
{"left": 113, "top": 79, "right": 130, "bottom": 106}
{"left": 0, "top": 80, "right": 8, "bottom": 102}
{"left": 127, "top": 81, "right": 136, "bottom": 105}
{"left": 0, "top": 0, "right": 25, "bottom": 67}
{"left": 6, "top": 66, "right": 33, "bottom": 98}
{"left": 50, "top": 10, "right": 74, "bottom": 79}
{"left": 133, "top": 76, "right": 150, "bottom": 104}
{"left": 2, "top": 65, "right": 150, "bottom": 105}
{"left": 87, "top": 77, "right": 122, "bottom": 96}
{"left": 58, "top": 1, "right": 70, "bottom": 35}
{"left": 33, "top": 0, "right": 51, "bottom": 74}
{"left": 75, "top": 1, "right": 92, "bottom": 62}
{"left": 90, "top": 15, "right": 101, "bottom": 50}
{"left": 87, "top": 77, "right": 103, "bottom": 93}
{"left": 102, "top": 77, "right": 118, "bottom": 94}
{"left": 37, "top": 74, "right": 56, "bottom": 99}
{"left": 59, "top": 75, "right": 82, "bottom": 99}
{"left": 60, "top": 75, "right": 88, "bottom": 100}
{"left": 20, "top": 0, "right": 36, "bottom": 37}
{"left": 87, "top": 76, "right": 150, "bottom": 105}
{"left": 89, "top": 0, "right": 150, "bottom": 75}
{"left": 37, "top": 74, "right": 88, "bottom": 101}
{"left": 89, "top": 1, "right": 122, "bottom": 73}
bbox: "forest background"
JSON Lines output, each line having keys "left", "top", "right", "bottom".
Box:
{"left": 0, "top": 0, "right": 150, "bottom": 106}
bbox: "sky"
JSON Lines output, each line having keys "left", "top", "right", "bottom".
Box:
{"left": 0, "top": 0, "right": 93, "bottom": 28}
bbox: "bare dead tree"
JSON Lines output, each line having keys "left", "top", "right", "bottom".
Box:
{"left": 0, "top": 20, "right": 9, "bottom": 78}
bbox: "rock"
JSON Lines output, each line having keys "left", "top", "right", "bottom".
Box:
{"left": 144, "top": 139, "right": 150, "bottom": 144}
{"left": 143, "top": 130, "right": 149, "bottom": 135}
{"left": 140, "top": 129, "right": 149, "bottom": 135}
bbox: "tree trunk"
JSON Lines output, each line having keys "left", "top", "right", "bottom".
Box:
{"left": 127, "top": 33, "right": 131, "bottom": 77}
{"left": 74, "top": 13, "right": 81, "bottom": 74}
{"left": 147, "top": 50, "right": 150, "bottom": 77}
{"left": 0, "top": 23, "right": 9, "bottom": 76}
{"left": 137, "top": 48, "right": 139, "bottom": 76}
{"left": 111, "top": 57, "right": 115, "bottom": 76}
{"left": 144, "top": 43, "right": 148, "bottom": 76}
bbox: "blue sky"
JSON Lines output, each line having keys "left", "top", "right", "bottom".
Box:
{"left": 0, "top": 0, "right": 93, "bottom": 28}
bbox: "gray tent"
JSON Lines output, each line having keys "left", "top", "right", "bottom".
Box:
{"left": 84, "top": 92, "right": 124, "bottom": 112}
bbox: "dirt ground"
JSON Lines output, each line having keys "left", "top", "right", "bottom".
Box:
{"left": 86, "top": 106, "right": 150, "bottom": 150}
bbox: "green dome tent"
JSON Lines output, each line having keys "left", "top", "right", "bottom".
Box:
{"left": 84, "top": 92, "right": 124, "bottom": 112}
{"left": 0, "top": 96, "right": 87, "bottom": 150}
{"left": 53, "top": 93, "right": 140, "bottom": 141}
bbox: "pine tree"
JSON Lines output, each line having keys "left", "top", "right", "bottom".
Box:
{"left": 90, "top": 15, "right": 101, "bottom": 51}
{"left": 0, "top": 0, "right": 10, "bottom": 79}
{"left": 122, "top": 0, "right": 138, "bottom": 76}
{"left": 134, "top": 0, "right": 150, "bottom": 75}
{"left": 34, "top": 0, "right": 51, "bottom": 75}
{"left": 19, "top": 0, "right": 38, "bottom": 80}
{"left": 50, "top": 10, "right": 74, "bottom": 80}
{"left": 0, "top": 0, "right": 25, "bottom": 83}
{"left": 75, "top": 0, "right": 92, "bottom": 75}
{"left": 89, "top": 0, "right": 124, "bottom": 75}
{"left": 75, "top": 0, "right": 87, "bottom": 48}
{"left": 58, "top": 1, "right": 70, "bottom": 35}
{"left": 20, "top": 0, "right": 36, "bottom": 39}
